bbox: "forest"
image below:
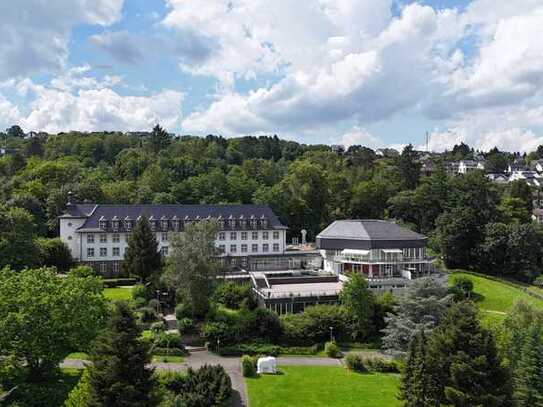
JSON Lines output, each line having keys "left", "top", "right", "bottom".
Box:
{"left": 1, "top": 125, "right": 543, "bottom": 282}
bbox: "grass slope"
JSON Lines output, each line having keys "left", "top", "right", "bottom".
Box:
{"left": 449, "top": 272, "right": 543, "bottom": 326}
{"left": 247, "top": 366, "right": 400, "bottom": 407}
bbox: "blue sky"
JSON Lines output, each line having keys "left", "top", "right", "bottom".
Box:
{"left": 1, "top": 0, "right": 543, "bottom": 152}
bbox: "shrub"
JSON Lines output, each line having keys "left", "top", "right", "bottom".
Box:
{"left": 153, "top": 332, "right": 184, "bottom": 349}
{"left": 216, "top": 343, "right": 321, "bottom": 357}
{"left": 202, "top": 321, "right": 231, "bottom": 345}
{"left": 178, "top": 317, "right": 196, "bottom": 335}
{"left": 344, "top": 353, "right": 366, "bottom": 372}
{"left": 363, "top": 357, "right": 399, "bottom": 373}
{"left": 139, "top": 306, "right": 158, "bottom": 323}
{"left": 533, "top": 275, "right": 543, "bottom": 287}
{"left": 150, "top": 321, "right": 165, "bottom": 334}
{"left": 280, "top": 304, "right": 352, "bottom": 345}
{"left": 241, "top": 355, "right": 256, "bottom": 377}
{"left": 213, "top": 282, "right": 257, "bottom": 310}
{"left": 148, "top": 298, "right": 160, "bottom": 312}
{"left": 175, "top": 302, "right": 194, "bottom": 321}
{"left": 325, "top": 341, "right": 341, "bottom": 358}
{"left": 132, "top": 284, "right": 149, "bottom": 307}
{"left": 160, "top": 365, "right": 231, "bottom": 406}
{"left": 451, "top": 275, "right": 474, "bottom": 300}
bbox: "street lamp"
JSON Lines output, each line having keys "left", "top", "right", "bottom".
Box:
{"left": 155, "top": 290, "right": 160, "bottom": 315}
{"left": 217, "top": 338, "right": 221, "bottom": 354}
{"left": 329, "top": 326, "right": 334, "bottom": 342}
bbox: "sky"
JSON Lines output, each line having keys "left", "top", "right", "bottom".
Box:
{"left": 1, "top": 0, "right": 543, "bottom": 152}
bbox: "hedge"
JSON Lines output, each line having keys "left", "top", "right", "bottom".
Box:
{"left": 153, "top": 347, "right": 186, "bottom": 356}
{"left": 102, "top": 278, "right": 138, "bottom": 288}
{"left": 217, "top": 343, "right": 322, "bottom": 357}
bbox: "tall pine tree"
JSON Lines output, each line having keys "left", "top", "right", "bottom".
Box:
{"left": 123, "top": 216, "right": 162, "bottom": 284}
{"left": 513, "top": 323, "right": 543, "bottom": 406}
{"left": 399, "top": 330, "right": 435, "bottom": 407}
{"left": 426, "top": 301, "right": 512, "bottom": 406}
{"left": 88, "top": 301, "right": 158, "bottom": 407}
{"left": 148, "top": 124, "right": 171, "bottom": 153}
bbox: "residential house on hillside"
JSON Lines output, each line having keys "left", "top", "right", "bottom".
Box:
{"left": 509, "top": 170, "right": 543, "bottom": 187}
{"left": 458, "top": 159, "right": 485, "bottom": 174}
{"left": 531, "top": 159, "right": 543, "bottom": 173}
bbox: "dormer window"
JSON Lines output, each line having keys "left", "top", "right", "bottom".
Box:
{"left": 112, "top": 216, "right": 119, "bottom": 231}
{"left": 250, "top": 216, "right": 257, "bottom": 229}
{"left": 149, "top": 216, "right": 156, "bottom": 231}
{"left": 260, "top": 216, "right": 268, "bottom": 228}
{"left": 172, "top": 216, "right": 180, "bottom": 231}
{"left": 99, "top": 216, "right": 107, "bottom": 230}
{"left": 125, "top": 217, "right": 132, "bottom": 231}
{"left": 228, "top": 215, "right": 236, "bottom": 229}
{"left": 184, "top": 216, "right": 191, "bottom": 226}
{"left": 161, "top": 216, "right": 169, "bottom": 231}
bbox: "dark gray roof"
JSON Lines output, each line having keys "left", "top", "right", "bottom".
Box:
{"left": 60, "top": 203, "right": 97, "bottom": 218}
{"left": 316, "top": 220, "right": 426, "bottom": 250}
{"left": 63, "top": 204, "right": 286, "bottom": 230}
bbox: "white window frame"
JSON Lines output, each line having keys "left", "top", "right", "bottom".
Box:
{"left": 87, "top": 234, "right": 95, "bottom": 244}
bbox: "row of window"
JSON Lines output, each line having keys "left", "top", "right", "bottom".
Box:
{"left": 218, "top": 243, "right": 280, "bottom": 254}
{"left": 87, "top": 246, "right": 169, "bottom": 258}
{"left": 218, "top": 231, "right": 280, "bottom": 241}
{"left": 98, "top": 218, "right": 270, "bottom": 232}
{"left": 87, "top": 230, "right": 282, "bottom": 244}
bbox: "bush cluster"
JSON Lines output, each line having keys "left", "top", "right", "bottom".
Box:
{"left": 325, "top": 341, "right": 342, "bottom": 358}
{"left": 217, "top": 343, "right": 321, "bottom": 357}
{"left": 212, "top": 282, "right": 257, "bottom": 310}
{"left": 344, "top": 354, "right": 399, "bottom": 373}
{"left": 160, "top": 365, "right": 231, "bottom": 407}
{"left": 241, "top": 355, "right": 257, "bottom": 377}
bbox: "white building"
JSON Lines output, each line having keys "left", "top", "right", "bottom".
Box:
{"left": 458, "top": 160, "right": 485, "bottom": 174}
{"left": 59, "top": 200, "right": 287, "bottom": 276}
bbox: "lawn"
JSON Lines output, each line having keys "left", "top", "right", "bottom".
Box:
{"left": 152, "top": 355, "right": 185, "bottom": 363}
{"left": 449, "top": 272, "right": 543, "bottom": 324}
{"left": 103, "top": 286, "right": 133, "bottom": 301}
{"left": 246, "top": 366, "right": 400, "bottom": 407}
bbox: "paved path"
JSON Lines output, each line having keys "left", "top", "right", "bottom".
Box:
{"left": 61, "top": 351, "right": 352, "bottom": 407}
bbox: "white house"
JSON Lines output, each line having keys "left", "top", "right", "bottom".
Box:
{"left": 458, "top": 160, "right": 485, "bottom": 174}
{"left": 59, "top": 198, "right": 288, "bottom": 276}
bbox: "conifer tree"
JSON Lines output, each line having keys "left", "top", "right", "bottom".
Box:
{"left": 426, "top": 301, "right": 512, "bottom": 406}
{"left": 148, "top": 124, "right": 171, "bottom": 153}
{"left": 513, "top": 323, "right": 543, "bottom": 406}
{"left": 88, "top": 302, "right": 158, "bottom": 407}
{"left": 399, "top": 330, "right": 434, "bottom": 407}
{"left": 123, "top": 216, "right": 162, "bottom": 284}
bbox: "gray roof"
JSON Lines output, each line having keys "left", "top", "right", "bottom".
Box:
{"left": 62, "top": 203, "right": 286, "bottom": 229}
{"left": 316, "top": 220, "right": 426, "bottom": 250}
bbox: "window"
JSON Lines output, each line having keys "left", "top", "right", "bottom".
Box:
{"left": 112, "top": 220, "right": 119, "bottom": 231}
{"left": 241, "top": 232, "right": 248, "bottom": 240}
{"left": 241, "top": 244, "right": 248, "bottom": 253}
{"left": 252, "top": 231, "right": 258, "bottom": 240}
{"left": 99, "top": 220, "right": 107, "bottom": 230}
{"left": 161, "top": 220, "right": 169, "bottom": 230}
{"left": 87, "top": 234, "right": 95, "bottom": 244}
{"left": 68, "top": 236, "right": 72, "bottom": 240}
{"left": 263, "top": 231, "right": 269, "bottom": 240}
{"left": 87, "top": 248, "right": 95, "bottom": 258}
{"left": 100, "top": 234, "right": 107, "bottom": 243}
{"left": 112, "top": 233, "right": 120, "bottom": 243}
{"left": 161, "top": 247, "right": 169, "bottom": 256}
{"left": 262, "top": 244, "right": 269, "bottom": 252}
{"left": 273, "top": 231, "right": 280, "bottom": 239}
{"left": 112, "top": 262, "right": 120, "bottom": 274}
{"left": 230, "top": 232, "right": 237, "bottom": 240}
{"left": 161, "top": 233, "right": 168, "bottom": 242}
{"left": 100, "top": 248, "right": 107, "bottom": 257}
{"left": 125, "top": 220, "right": 132, "bottom": 231}
{"left": 218, "top": 232, "right": 225, "bottom": 240}
{"left": 112, "top": 247, "right": 120, "bottom": 257}
{"left": 252, "top": 244, "right": 258, "bottom": 253}
{"left": 67, "top": 222, "right": 72, "bottom": 227}
{"left": 100, "top": 263, "right": 107, "bottom": 274}
{"left": 230, "top": 244, "right": 237, "bottom": 253}
{"left": 218, "top": 244, "right": 225, "bottom": 253}
{"left": 273, "top": 243, "right": 280, "bottom": 252}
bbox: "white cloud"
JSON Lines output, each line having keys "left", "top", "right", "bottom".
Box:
{"left": 339, "top": 127, "right": 384, "bottom": 149}
{"left": 0, "top": 0, "right": 124, "bottom": 78}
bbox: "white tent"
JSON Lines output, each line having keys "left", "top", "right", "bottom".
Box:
{"left": 257, "top": 356, "right": 277, "bottom": 374}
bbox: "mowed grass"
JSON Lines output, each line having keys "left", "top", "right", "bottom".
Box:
{"left": 246, "top": 366, "right": 400, "bottom": 407}
{"left": 449, "top": 272, "right": 543, "bottom": 325}
{"left": 103, "top": 286, "right": 133, "bottom": 301}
